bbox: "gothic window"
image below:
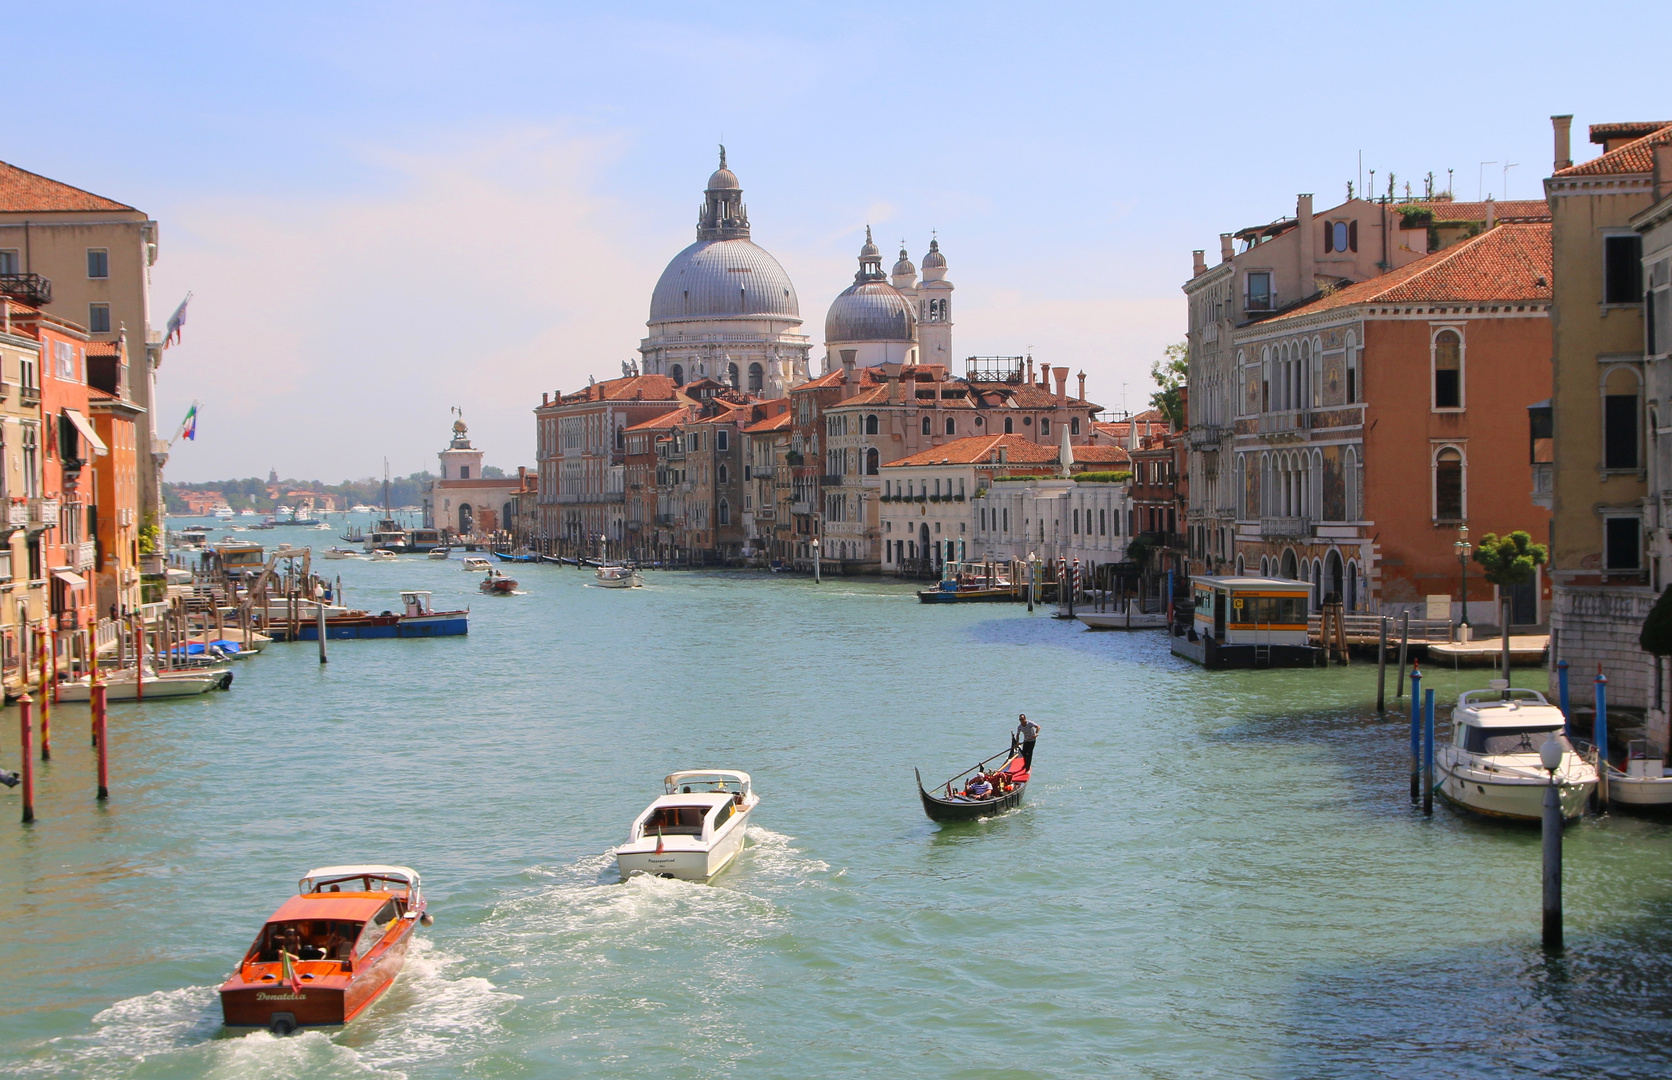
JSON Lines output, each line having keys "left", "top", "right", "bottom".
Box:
{"left": 718, "top": 499, "right": 730, "bottom": 526}
{"left": 866, "top": 447, "right": 879, "bottom": 475}
{"left": 1433, "top": 446, "right": 1463, "bottom": 522}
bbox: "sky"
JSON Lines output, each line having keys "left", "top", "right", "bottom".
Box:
{"left": 4, "top": 1, "right": 1665, "bottom": 482}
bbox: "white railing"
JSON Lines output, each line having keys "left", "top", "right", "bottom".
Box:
{"left": 96, "top": 618, "right": 119, "bottom": 654}
{"left": 77, "top": 540, "right": 97, "bottom": 568}
{"left": 32, "top": 498, "right": 59, "bottom": 526}
{"left": 1260, "top": 516, "right": 1311, "bottom": 537}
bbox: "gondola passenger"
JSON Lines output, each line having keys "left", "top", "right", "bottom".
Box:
{"left": 966, "top": 775, "right": 993, "bottom": 800}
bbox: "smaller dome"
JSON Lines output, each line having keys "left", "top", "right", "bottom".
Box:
{"left": 825, "top": 281, "right": 916, "bottom": 343}
{"left": 922, "top": 238, "right": 946, "bottom": 270}
{"left": 892, "top": 245, "right": 916, "bottom": 279}
{"left": 707, "top": 167, "right": 740, "bottom": 191}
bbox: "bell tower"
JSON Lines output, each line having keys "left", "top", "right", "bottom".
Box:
{"left": 917, "top": 236, "right": 954, "bottom": 365}
{"left": 438, "top": 415, "right": 484, "bottom": 481}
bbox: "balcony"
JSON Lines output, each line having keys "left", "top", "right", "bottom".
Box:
{"left": 791, "top": 501, "right": 813, "bottom": 515}
{"left": 1188, "top": 424, "right": 1228, "bottom": 449}
{"left": 0, "top": 272, "right": 51, "bottom": 306}
{"left": 1531, "top": 462, "right": 1553, "bottom": 509}
{"left": 1257, "top": 411, "right": 1308, "bottom": 436}
{"left": 1260, "top": 516, "right": 1311, "bottom": 538}
{"left": 6, "top": 501, "right": 26, "bottom": 527}
{"left": 76, "top": 540, "right": 96, "bottom": 568}
{"left": 31, "top": 498, "right": 59, "bottom": 526}
{"left": 821, "top": 474, "right": 844, "bottom": 487}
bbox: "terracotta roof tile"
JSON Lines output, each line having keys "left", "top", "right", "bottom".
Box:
{"left": 885, "top": 434, "right": 1061, "bottom": 468}
{"left": 1263, "top": 223, "right": 1551, "bottom": 323}
{"left": 1413, "top": 199, "right": 1550, "bottom": 222}
{"left": 0, "top": 161, "right": 135, "bottom": 212}
{"left": 1071, "top": 445, "right": 1132, "bottom": 465}
{"left": 1590, "top": 122, "right": 1672, "bottom": 145}
{"left": 742, "top": 412, "right": 793, "bottom": 433}
{"left": 1556, "top": 123, "right": 1672, "bottom": 178}
{"left": 625, "top": 406, "right": 695, "bottom": 431}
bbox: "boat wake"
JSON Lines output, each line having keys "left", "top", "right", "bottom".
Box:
{"left": 46, "top": 938, "right": 516, "bottom": 1079}
{"left": 740, "top": 826, "right": 830, "bottom": 880}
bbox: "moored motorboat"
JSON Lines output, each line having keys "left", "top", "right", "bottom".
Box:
{"left": 1076, "top": 609, "right": 1168, "bottom": 630}
{"left": 594, "top": 564, "right": 642, "bottom": 588}
{"left": 493, "top": 548, "right": 541, "bottom": 563}
{"left": 56, "top": 666, "right": 233, "bottom": 701}
{"left": 1436, "top": 683, "right": 1597, "bottom": 821}
{"left": 461, "top": 557, "right": 492, "bottom": 572}
{"left": 480, "top": 569, "right": 517, "bottom": 594}
{"left": 322, "top": 547, "right": 362, "bottom": 560}
{"left": 916, "top": 742, "right": 1030, "bottom": 822}
{"left": 1604, "top": 739, "right": 1672, "bottom": 810}
{"left": 219, "top": 865, "right": 428, "bottom": 1034}
{"left": 617, "top": 770, "right": 758, "bottom": 882}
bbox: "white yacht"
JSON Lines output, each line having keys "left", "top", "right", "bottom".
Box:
{"left": 617, "top": 771, "right": 758, "bottom": 882}
{"left": 1437, "top": 682, "right": 1597, "bottom": 821}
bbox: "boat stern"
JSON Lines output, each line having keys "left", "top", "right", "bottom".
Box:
{"left": 219, "top": 966, "right": 350, "bottom": 1031}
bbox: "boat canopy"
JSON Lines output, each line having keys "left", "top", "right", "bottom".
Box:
{"left": 300, "top": 865, "right": 420, "bottom": 895}
{"left": 664, "top": 769, "right": 751, "bottom": 796}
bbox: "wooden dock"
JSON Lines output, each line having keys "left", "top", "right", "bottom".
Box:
{"left": 1425, "top": 635, "right": 1549, "bottom": 666}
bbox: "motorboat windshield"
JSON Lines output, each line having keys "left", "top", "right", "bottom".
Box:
{"left": 1461, "top": 725, "right": 1572, "bottom": 756}
{"left": 664, "top": 770, "right": 751, "bottom": 797}
{"left": 300, "top": 864, "right": 419, "bottom": 898}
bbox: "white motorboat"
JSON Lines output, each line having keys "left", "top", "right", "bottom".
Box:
{"left": 368, "top": 549, "right": 399, "bottom": 562}
{"left": 1604, "top": 740, "right": 1672, "bottom": 809}
{"left": 617, "top": 770, "right": 758, "bottom": 882}
{"left": 1076, "top": 610, "right": 1168, "bottom": 630}
{"left": 1436, "top": 682, "right": 1597, "bottom": 821}
{"left": 461, "top": 557, "right": 492, "bottom": 572}
{"left": 594, "top": 565, "right": 643, "bottom": 589}
{"left": 239, "top": 508, "right": 258, "bottom": 517}
{"left": 322, "top": 547, "right": 362, "bottom": 560}
{"left": 56, "top": 666, "right": 233, "bottom": 701}
{"left": 428, "top": 548, "right": 451, "bottom": 560}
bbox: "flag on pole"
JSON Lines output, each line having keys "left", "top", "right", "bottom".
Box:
{"left": 280, "top": 945, "right": 302, "bottom": 994}
{"left": 176, "top": 402, "right": 199, "bottom": 442}
{"left": 164, "top": 292, "right": 192, "bottom": 349}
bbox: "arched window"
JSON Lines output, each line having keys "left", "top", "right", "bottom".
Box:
{"left": 1433, "top": 330, "right": 1462, "bottom": 409}
{"left": 1281, "top": 549, "right": 1298, "bottom": 580}
{"left": 1434, "top": 446, "right": 1463, "bottom": 522}
{"left": 865, "top": 414, "right": 878, "bottom": 435}
{"left": 866, "top": 447, "right": 879, "bottom": 475}
{"left": 1072, "top": 417, "right": 1081, "bottom": 435}
{"left": 1326, "top": 549, "right": 1343, "bottom": 603}
{"left": 616, "top": 426, "right": 624, "bottom": 450}
{"left": 1344, "top": 332, "right": 1358, "bottom": 404}
{"left": 458, "top": 503, "right": 473, "bottom": 534}
{"left": 1344, "top": 447, "right": 1360, "bottom": 521}
{"left": 670, "top": 363, "right": 684, "bottom": 387}
{"left": 1004, "top": 417, "right": 1014, "bottom": 434}
{"left": 1260, "top": 555, "right": 1270, "bottom": 576}
{"left": 718, "top": 464, "right": 728, "bottom": 484}
{"left": 747, "top": 362, "right": 764, "bottom": 392}
{"left": 1236, "top": 554, "right": 1246, "bottom": 575}
{"left": 1346, "top": 560, "right": 1359, "bottom": 611}
{"left": 718, "top": 499, "right": 729, "bottom": 526}
{"left": 1041, "top": 418, "right": 1051, "bottom": 438}
{"left": 945, "top": 417, "right": 956, "bottom": 435}
{"left": 728, "top": 362, "right": 739, "bottom": 388}
{"left": 922, "top": 416, "right": 932, "bottom": 436}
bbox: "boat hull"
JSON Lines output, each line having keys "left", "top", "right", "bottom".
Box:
{"left": 290, "top": 613, "right": 469, "bottom": 639}
{"left": 56, "top": 671, "right": 231, "bottom": 700}
{"left": 1436, "top": 759, "right": 1594, "bottom": 821}
{"left": 916, "top": 769, "right": 1026, "bottom": 821}
{"left": 1605, "top": 768, "right": 1672, "bottom": 808}
{"left": 220, "top": 919, "right": 417, "bottom": 1031}
{"left": 917, "top": 588, "right": 1017, "bottom": 603}
{"left": 1076, "top": 612, "right": 1168, "bottom": 630}
{"left": 594, "top": 570, "right": 642, "bottom": 588}
{"left": 617, "top": 811, "right": 751, "bottom": 882}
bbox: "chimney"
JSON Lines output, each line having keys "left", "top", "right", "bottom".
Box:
{"left": 1220, "top": 233, "right": 1234, "bottom": 264}
{"left": 1053, "top": 367, "right": 1067, "bottom": 409}
{"left": 841, "top": 354, "right": 857, "bottom": 398}
{"left": 1025, "top": 356, "right": 1034, "bottom": 384}
{"left": 1077, "top": 370, "right": 1086, "bottom": 403}
{"left": 1038, "top": 363, "right": 1051, "bottom": 390}
{"left": 888, "top": 371, "right": 901, "bottom": 405}
{"left": 542, "top": 392, "right": 549, "bottom": 406}
{"left": 1297, "top": 193, "right": 1315, "bottom": 297}
{"left": 1656, "top": 143, "right": 1672, "bottom": 200}
{"left": 1485, "top": 198, "right": 1496, "bottom": 229}
{"left": 1192, "top": 249, "right": 1206, "bottom": 277}
{"left": 1552, "top": 114, "right": 1573, "bottom": 172}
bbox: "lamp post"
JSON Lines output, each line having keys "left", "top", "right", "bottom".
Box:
{"left": 811, "top": 537, "right": 820, "bottom": 585}
{"left": 1027, "top": 550, "right": 1038, "bottom": 612}
{"left": 599, "top": 533, "right": 607, "bottom": 564}
{"left": 1539, "top": 734, "right": 1564, "bottom": 950}
{"left": 1454, "top": 522, "right": 1472, "bottom": 642}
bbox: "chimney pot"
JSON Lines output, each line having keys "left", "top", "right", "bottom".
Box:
{"left": 1077, "top": 371, "right": 1086, "bottom": 403}
{"left": 1220, "top": 233, "right": 1234, "bottom": 263}
{"left": 1552, "top": 114, "right": 1573, "bottom": 171}
{"left": 1053, "top": 367, "right": 1068, "bottom": 410}
{"left": 1655, "top": 143, "right": 1672, "bottom": 200}
{"left": 1025, "top": 357, "right": 1034, "bottom": 384}
{"left": 1192, "top": 249, "right": 1207, "bottom": 277}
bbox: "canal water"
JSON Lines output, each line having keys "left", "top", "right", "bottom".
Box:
{"left": 2, "top": 542, "right": 1670, "bottom": 1078}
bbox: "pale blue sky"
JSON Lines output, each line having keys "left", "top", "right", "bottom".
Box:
{"left": 5, "top": 2, "right": 1662, "bottom": 481}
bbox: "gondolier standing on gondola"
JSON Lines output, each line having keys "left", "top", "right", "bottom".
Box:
{"left": 1015, "top": 714, "right": 1040, "bottom": 770}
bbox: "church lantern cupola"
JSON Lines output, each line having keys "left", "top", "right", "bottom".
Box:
{"left": 698, "top": 145, "right": 750, "bottom": 240}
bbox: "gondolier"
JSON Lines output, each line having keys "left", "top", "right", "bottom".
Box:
{"left": 1016, "top": 714, "right": 1040, "bottom": 769}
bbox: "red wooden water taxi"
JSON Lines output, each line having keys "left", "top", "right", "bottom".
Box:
{"left": 219, "top": 865, "right": 428, "bottom": 1034}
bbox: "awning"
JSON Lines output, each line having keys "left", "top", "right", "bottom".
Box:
{"left": 52, "top": 569, "right": 88, "bottom": 588}
{"left": 63, "top": 408, "right": 108, "bottom": 456}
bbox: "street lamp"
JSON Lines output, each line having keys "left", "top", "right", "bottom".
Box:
{"left": 599, "top": 533, "right": 607, "bottom": 563}
{"left": 811, "top": 537, "right": 821, "bottom": 584}
{"left": 1454, "top": 522, "right": 1472, "bottom": 641}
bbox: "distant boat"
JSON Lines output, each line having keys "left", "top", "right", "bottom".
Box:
{"left": 322, "top": 547, "right": 362, "bottom": 560}
{"left": 594, "top": 565, "right": 643, "bottom": 588}
{"left": 428, "top": 548, "right": 450, "bottom": 560}
{"left": 493, "top": 548, "right": 540, "bottom": 563}
{"left": 479, "top": 569, "right": 517, "bottom": 594}
{"left": 916, "top": 740, "right": 1030, "bottom": 823}
{"left": 461, "top": 557, "right": 492, "bottom": 572}
{"left": 368, "top": 549, "right": 399, "bottom": 562}
{"left": 239, "top": 508, "right": 258, "bottom": 517}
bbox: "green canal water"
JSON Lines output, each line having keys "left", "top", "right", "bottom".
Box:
{"left": 2, "top": 541, "right": 1670, "bottom": 1078}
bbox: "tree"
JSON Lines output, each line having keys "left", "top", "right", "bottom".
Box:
{"left": 1149, "top": 342, "right": 1188, "bottom": 430}
{"left": 1471, "top": 531, "right": 1547, "bottom": 586}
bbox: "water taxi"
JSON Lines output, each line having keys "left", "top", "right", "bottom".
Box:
{"left": 461, "top": 557, "right": 492, "bottom": 572}
{"left": 594, "top": 564, "right": 642, "bottom": 588}
{"left": 1436, "top": 684, "right": 1597, "bottom": 821}
{"left": 368, "top": 549, "right": 399, "bottom": 562}
{"left": 617, "top": 770, "right": 757, "bottom": 882}
{"left": 219, "top": 865, "right": 428, "bottom": 1034}
{"left": 917, "top": 560, "right": 1020, "bottom": 604}
{"left": 322, "top": 547, "right": 362, "bottom": 560}
{"left": 480, "top": 569, "right": 517, "bottom": 594}
{"left": 1172, "top": 576, "right": 1322, "bottom": 668}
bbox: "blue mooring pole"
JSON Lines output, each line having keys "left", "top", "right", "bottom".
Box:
{"left": 1423, "top": 688, "right": 1436, "bottom": 816}
{"left": 1595, "top": 667, "right": 1609, "bottom": 812}
{"left": 1557, "top": 659, "right": 1570, "bottom": 734}
{"left": 1410, "top": 666, "right": 1423, "bottom": 803}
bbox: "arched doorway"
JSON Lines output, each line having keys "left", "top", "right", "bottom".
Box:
{"left": 1325, "top": 549, "right": 1343, "bottom": 603}
{"left": 1281, "top": 549, "right": 1298, "bottom": 580}
{"left": 919, "top": 523, "right": 931, "bottom": 568}
{"left": 458, "top": 503, "right": 473, "bottom": 535}
{"left": 1346, "top": 560, "right": 1359, "bottom": 611}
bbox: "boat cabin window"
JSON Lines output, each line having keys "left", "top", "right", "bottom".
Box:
{"left": 256, "top": 919, "right": 363, "bottom": 962}
{"left": 354, "top": 901, "right": 401, "bottom": 959}
{"left": 306, "top": 873, "right": 408, "bottom": 894}
{"left": 644, "top": 805, "right": 709, "bottom": 835}
{"left": 1229, "top": 595, "right": 1307, "bottom": 624}
{"left": 1461, "top": 725, "right": 1569, "bottom": 756}
{"left": 712, "top": 801, "right": 734, "bottom": 830}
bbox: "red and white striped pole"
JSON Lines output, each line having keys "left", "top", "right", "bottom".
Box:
{"left": 18, "top": 693, "right": 34, "bottom": 823}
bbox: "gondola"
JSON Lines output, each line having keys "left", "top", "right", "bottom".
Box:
{"left": 915, "top": 744, "right": 1031, "bottom": 823}
{"left": 492, "top": 549, "right": 541, "bottom": 563}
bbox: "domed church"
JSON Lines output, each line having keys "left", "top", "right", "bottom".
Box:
{"left": 638, "top": 149, "right": 812, "bottom": 398}
{"left": 822, "top": 229, "right": 955, "bottom": 373}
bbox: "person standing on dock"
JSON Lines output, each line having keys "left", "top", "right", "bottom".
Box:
{"left": 1016, "top": 714, "right": 1040, "bottom": 769}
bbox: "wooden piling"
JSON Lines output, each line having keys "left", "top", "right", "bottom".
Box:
{"left": 1396, "top": 611, "right": 1409, "bottom": 699}
{"left": 1541, "top": 775, "right": 1562, "bottom": 950}
{"left": 317, "top": 601, "right": 328, "bottom": 664}
{"left": 93, "top": 679, "right": 108, "bottom": 801}
{"left": 1410, "top": 666, "right": 1422, "bottom": 803}
{"left": 19, "top": 694, "right": 34, "bottom": 822}
{"left": 1595, "top": 667, "right": 1609, "bottom": 812}
{"left": 1500, "top": 597, "right": 1512, "bottom": 690}
{"left": 1376, "top": 616, "right": 1388, "bottom": 712}
{"left": 135, "top": 614, "right": 145, "bottom": 703}
{"left": 37, "top": 632, "right": 50, "bottom": 761}
{"left": 1423, "top": 688, "right": 1436, "bottom": 816}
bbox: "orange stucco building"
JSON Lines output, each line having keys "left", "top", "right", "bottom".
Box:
{"left": 1227, "top": 223, "right": 1554, "bottom": 623}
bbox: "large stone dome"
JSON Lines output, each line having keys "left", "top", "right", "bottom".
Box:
{"left": 649, "top": 238, "right": 800, "bottom": 323}
{"left": 825, "top": 281, "right": 915, "bottom": 342}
